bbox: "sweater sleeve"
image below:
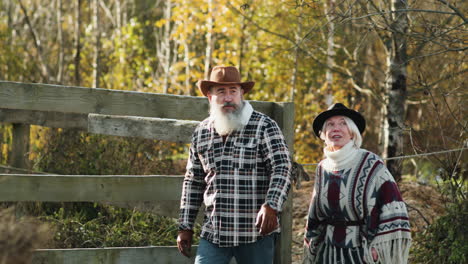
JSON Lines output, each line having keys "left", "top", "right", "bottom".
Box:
{"left": 364, "top": 167, "right": 412, "bottom": 264}
{"left": 303, "top": 165, "right": 326, "bottom": 261}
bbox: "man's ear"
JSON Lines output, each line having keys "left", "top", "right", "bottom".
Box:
{"left": 207, "top": 91, "right": 212, "bottom": 102}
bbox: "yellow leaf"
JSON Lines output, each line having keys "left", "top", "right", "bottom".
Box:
{"left": 154, "top": 19, "right": 167, "bottom": 28}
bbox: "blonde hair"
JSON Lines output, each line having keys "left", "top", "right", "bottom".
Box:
{"left": 319, "top": 116, "right": 362, "bottom": 148}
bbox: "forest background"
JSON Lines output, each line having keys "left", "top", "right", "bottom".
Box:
{"left": 0, "top": 0, "right": 466, "bottom": 263}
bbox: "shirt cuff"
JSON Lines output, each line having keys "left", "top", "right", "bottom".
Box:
{"left": 265, "top": 201, "right": 280, "bottom": 212}
{"left": 178, "top": 223, "right": 193, "bottom": 231}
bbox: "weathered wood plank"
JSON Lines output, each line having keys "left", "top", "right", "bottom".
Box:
{"left": 32, "top": 246, "right": 237, "bottom": 264}
{"left": 273, "top": 102, "right": 295, "bottom": 264}
{"left": 32, "top": 246, "right": 196, "bottom": 264}
{"left": 0, "top": 174, "right": 184, "bottom": 202}
{"left": 0, "top": 108, "right": 87, "bottom": 129}
{"left": 88, "top": 114, "right": 199, "bottom": 143}
{"left": 0, "top": 109, "right": 197, "bottom": 142}
{"left": 274, "top": 102, "right": 295, "bottom": 149}
{"left": 0, "top": 81, "right": 275, "bottom": 121}
{"left": 11, "top": 123, "right": 30, "bottom": 169}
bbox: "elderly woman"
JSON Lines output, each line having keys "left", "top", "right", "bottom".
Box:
{"left": 303, "top": 103, "right": 412, "bottom": 264}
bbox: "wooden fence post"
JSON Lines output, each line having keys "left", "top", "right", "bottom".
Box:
{"left": 273, "top": 102, "right": 295, "bottom": 264}
{"left": 10, "top": 123, "right": 30, "bottom": 170}
{"left": 10, "top": 123, "right": 31, "bottom": 219}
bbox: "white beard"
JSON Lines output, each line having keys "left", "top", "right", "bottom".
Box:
{"left": 209, "top": 101, "right": 253, "bottom": 136}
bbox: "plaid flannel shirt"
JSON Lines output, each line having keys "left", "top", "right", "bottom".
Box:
{"left": 178, "top": 110, "right": 292, "bottom": 247}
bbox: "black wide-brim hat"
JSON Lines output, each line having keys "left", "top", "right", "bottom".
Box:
{"left": 312, "top": 103, "right": 366, "bottom": 137}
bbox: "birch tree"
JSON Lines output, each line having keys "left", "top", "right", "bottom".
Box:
{"left": 382, "top": 0, "right": 409, "bottom": 181}
{"left": 56, "top": 0, "right": 64, "bottom": 84}
{"left": 324, "top": 0, "right": 336, "bottom": 106}
{"left": 74, "top": 0, "right": 82, "bottom": 86}
{"left": 92, "top": 0, "right": 101, "bottom": 88}
{"left": 161, "top": 0, "right": 172, "bottom": 93}
{"left": 203, "top": 0, "right": 214, "bottom": 79}
{"left": 18, "top": 0, "right": 51, "bottom": 82}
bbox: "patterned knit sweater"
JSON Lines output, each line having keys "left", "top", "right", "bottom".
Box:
{"left": 304, "top": 141, "right": 411, "bottom": 264}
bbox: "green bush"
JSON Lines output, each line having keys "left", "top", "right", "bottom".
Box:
{"left": 27, "top": 129, "right": 195, "bottom": 248}
{"left": 411, "top": 199, "right": 468, "bottom": 264}
{"left": 33, "top": 128, "right": 187, "bottom": 175}
{"left": 39, "top": 203, "right": 200, "bottom": 248}
{"left": 8, "top": 128, "right": 197, "bottom": 249}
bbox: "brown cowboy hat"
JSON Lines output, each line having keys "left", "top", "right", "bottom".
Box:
{"left": 312, "top": 103, "right": 366, "bottom": 137}
{"left": 197, "top": 66, "right": 255, "bottom": 96}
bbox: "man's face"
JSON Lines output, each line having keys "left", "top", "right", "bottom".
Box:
{"left": 207, "top": 84, "right": 244, "bottom": 113}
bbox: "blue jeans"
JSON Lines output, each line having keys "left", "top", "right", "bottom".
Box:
{"left": 195, "top": 233, "right": 278, "bottom": 264}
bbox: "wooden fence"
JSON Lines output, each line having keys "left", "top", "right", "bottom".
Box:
{"left": 0, "top": 81, "right": 295, "bottom": 264}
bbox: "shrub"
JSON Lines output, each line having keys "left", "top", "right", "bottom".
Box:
{"left": 33, "top": 128, "right": 187, "bottom": 176}
{"left": 411, "top": 199, "right": 468, "bottom": 264}
{"left": 39, "top": 203, "right": 200, "bottom": 248}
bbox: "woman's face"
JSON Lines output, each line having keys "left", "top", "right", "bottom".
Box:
{"left": 323, "top": 115, "right": 353, "bottom": 151}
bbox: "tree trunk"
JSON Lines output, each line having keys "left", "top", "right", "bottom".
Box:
{"left": 324, "top": 0, "right": 336, "bottom": 106}
{"left": 122, "top": 0, "right": 128, "bottom": 26}
{"left": 116, "top": 0, "right": 124, "bottom": 63}
{"left": 56, "top": 0, "right": 64, "bottom": 84}
{"left": 383, "top": 0, "right": 409, "bottom": 182}
{"left": 74, "top": 0, "right": 82, "bottom": 86}
{"left": 162, "top": 0, "right": 172, "bottom": 94}
{"left": 18, "top": 0, "right": 51, "bottom": 82}
{"left": 238, "top": 15, "right": 246, "bottom": 76}
{"left": 290, "top": 45, "right": 299, "bottom": 102}
{"left": 290, "top": 6, "right": 303, "bottom": 102}
{"left": 92, "top": 0, "right": 101, "bottom": 88}
{"left": 183, "top": 40, "right": 192, "bottom": 95}
{"left": 6, "top": 1, "right": 13, "bottom": 80}
{"left": 204, "top": 0, "right": 214, "bottom": 79}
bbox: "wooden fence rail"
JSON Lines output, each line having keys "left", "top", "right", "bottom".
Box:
{"left": 0, "top": 81, "right": 276, "bottom": 121}
{"left": 88, "top": 114, "right": 200, "bottom": 143}
{"left": 0, "top": 174, "right": 184, "bottom": 219}
{"left": 0, "top": 174, "right": 183, "bottom": 202}
{"left": 0, "top": 81, "right": 294, "bottom": 264}
{"left": 32, "top": 246, "right": 239, "bottom": 264}
{"left": 33, "top": 246, "right": 198, "bottom": 264}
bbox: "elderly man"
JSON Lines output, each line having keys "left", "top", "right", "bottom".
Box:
{"left": 177, "top": 66, "right": 292, "bottom": 264}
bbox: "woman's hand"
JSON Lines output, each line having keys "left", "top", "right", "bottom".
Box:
{"left": 371, "top": 247, "right": 378, "bottom": 261}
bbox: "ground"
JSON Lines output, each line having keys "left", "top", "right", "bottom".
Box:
{"left": 290, "top": 176, "right": 446, "bottom": 263}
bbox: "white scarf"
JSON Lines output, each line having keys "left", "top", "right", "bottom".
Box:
{"left": 323, "top": 140, "right": 360, "bottom": 171}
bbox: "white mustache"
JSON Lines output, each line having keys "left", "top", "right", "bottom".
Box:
{"left": 223, "top": 102, "right": 238, "bottom": 108}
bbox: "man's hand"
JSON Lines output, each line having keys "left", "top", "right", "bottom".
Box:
{"left": 177, "top": 230, "right": 193, "bottom": 258}
{"left": 255, "top": 204, "right": 278, "bottom": 235}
